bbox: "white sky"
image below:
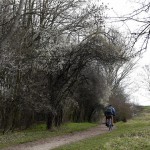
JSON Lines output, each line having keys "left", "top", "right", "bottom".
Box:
{"left": 99, "top": 0, "right": 150, "bottom": 106}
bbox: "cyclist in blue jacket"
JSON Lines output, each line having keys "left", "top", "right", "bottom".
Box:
{"left": 104, "top": 104, "right": 116, "bottom": 126}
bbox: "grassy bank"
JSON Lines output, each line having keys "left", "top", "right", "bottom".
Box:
{"left": 55, "top": 106, "right": 150, "bottom": 150}
{"left": 0, "top": 122, "right": 97, "bottom": 149}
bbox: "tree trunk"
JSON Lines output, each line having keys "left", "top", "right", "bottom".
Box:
{"left": 46, "top": 112, "right": 53, "bottom": 130}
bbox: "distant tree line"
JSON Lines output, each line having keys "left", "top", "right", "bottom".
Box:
{"left": 0, "top": 0, "right": 137, "bottom": 134}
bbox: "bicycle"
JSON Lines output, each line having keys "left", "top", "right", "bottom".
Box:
{"left": 107, "top": 118, "right": 113, "bottom": 131}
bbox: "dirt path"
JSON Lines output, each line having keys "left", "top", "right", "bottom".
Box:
{"left": 3, "top": 124, "right": 112, "bottom": 150}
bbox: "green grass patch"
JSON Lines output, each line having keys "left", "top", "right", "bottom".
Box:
{"left": 55, "top": 106, "right": 150, "bottom": 150}
{"left": 0, "top": 122, "right": 97, "bottom": 149}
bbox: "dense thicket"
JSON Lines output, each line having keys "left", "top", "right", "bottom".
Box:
{"left": 109, "top": 87, "right": 133, "bottom": 122}
{"left": 0, "top": 0, "right": 136, "bottom": 133}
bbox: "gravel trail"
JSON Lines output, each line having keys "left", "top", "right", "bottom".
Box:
{"left": 3, "top": 124, "right": 111, "bottom": 150}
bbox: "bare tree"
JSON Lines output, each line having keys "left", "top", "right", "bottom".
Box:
{"left": 110, "top": 0, "right": 150, "bottom": 51}
{"left": 91, "top": 29, "right": 137, "bottom": 104}
{"left": 142, "top": 65, "right": 150, "bottom": 92}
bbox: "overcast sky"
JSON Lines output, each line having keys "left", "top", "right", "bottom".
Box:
{"left": 99, "top": 0, "right": 150, "bottom": 106}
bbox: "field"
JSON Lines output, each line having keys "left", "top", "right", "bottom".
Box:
{"left": 55, "top": 106, "right": 150, "bottom": 150}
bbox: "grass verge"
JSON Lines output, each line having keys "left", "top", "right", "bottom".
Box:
{"left": 0, "top": 122, "right": 97, "bottom": 149}
{"left": 54, "top": 106, "right": 150, "bottom": 150}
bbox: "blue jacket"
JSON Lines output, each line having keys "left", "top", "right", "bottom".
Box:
{"left": 104, "top": 106, "right": 116, "bottom": 116}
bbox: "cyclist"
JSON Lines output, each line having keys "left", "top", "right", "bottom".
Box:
{"left": 104, "top": 104, "right": 116, "bottom": 126}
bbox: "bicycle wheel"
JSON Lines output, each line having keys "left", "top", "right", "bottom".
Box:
{"left": 108, "top": 118, "right": 112, "bottom": 131}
